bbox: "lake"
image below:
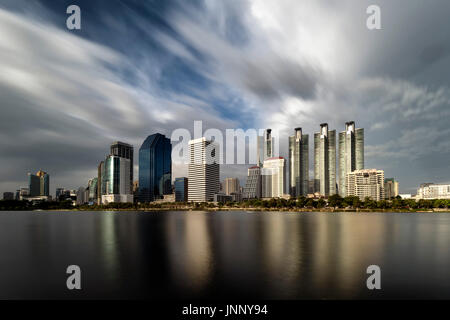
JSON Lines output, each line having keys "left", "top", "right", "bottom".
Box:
{"left": 0, "top": 211, "right": 449, "bottom": 299}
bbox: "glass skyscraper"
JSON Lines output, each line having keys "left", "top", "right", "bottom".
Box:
{"left": 314, "top": 123, "right": 336, "bottom": 196}
{"left": 28, "top": 170, "right": 49, "bottom": 197}
{"left": 338, "top": 121, "right": 364, "bottom": 196}
{"left": 102, "top": 155, "right": 131, "bottom": 196}
{"left": 174, "top": 177, "right": 188, "bottom": 202}
{"left": 139, "top": 133, "right": 172, "bottom": 202}
{"left": 289, "top": 127, "right": 309, "bottom": 197}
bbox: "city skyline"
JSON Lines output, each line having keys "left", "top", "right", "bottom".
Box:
{"left": 1, "top": 1, "right": 450, "bottom": 196}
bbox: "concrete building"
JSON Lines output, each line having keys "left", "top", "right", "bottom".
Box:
{"left": 223, "top": 178, "right": 240, "bottom": 195}
{"left": 243, "top": 166, "right": 262, "bottom": 199}
{"left": 384, "top": 178, "right": 399, "bottom": 200}
{"left": 214, "top": 193, "right": 232, "bottom": 203}
{"left": 289, "top": 127, "right": 309, "bottom": 197}
{"left": 346, "top": 169, "right": 385, "bottom": 201}
{"left": 338, "top": 121, "right": 364, "bottom": 196}
{"left": 188, "top": 137, "right": 220, "bottom": 202}
{"left": 416, "top": 183, "right": 450, "bottom": 200}
{"left": 110, "top": 141, "right": 134, "bottom": 194}
{"left": 314, "top": 123, "right": 336, "bottom": 196}
{"left": 262, "top": 157, "right": 286, "bottom": 198}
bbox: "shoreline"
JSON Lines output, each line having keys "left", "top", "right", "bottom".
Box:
{"left": 2, "top": 208, "right": 449, "bottom": 213}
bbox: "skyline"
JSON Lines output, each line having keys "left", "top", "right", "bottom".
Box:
{"left": 1, "top": 0, "right": 450, "bottom": 195}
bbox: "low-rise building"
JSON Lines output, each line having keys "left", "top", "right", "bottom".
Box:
{"left": 346, "top": 169, "right": 385, "bottom": 201}
{"left": 416, "top": 183, "right": 450, "bottom": 199}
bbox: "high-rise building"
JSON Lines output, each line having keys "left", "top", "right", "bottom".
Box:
{"left": 289, "top": 127, "right": 309, "bottom": 197}
{"left": 314, "top": 124, "right": 336, "bottom": 196}
{"left": 263, "top": 129, "right": 274, "bottom": 160}
{"left": 384, "top": 178, "right": 399, "bottom": 200}
{"left": 188, "top": 137, "right": 220, "bottom": 202}
{"left": 416, "top": 183, "right": 450, "bottom": 199}
{"left": 56, "top": 188, "right": 65, "bottom": 201}
{"left": 110, "top": 141, "right": 134, "bottom": 194}
{"left": 87, "top": 178, "right": 98, "bottom": 203}
{"left": 223, "top": 178, "right": 240, "bottom": 195}
{"left": 3, "top": 192, "right": 14, "bottom": 200}
{"left": 101, "top": 155, "right": 133, "bottom": 203}
{"left": 262, "top": 157, "right": 286, "bottom": 198}
{"left": 346, "top": 169, "right": 385, "bottom": 201}
{"left": 97, "top": 161, "right": 104, "bottom": 204}
{"left": 28, "top": 170, "right": 49, "bottom": 197}
{"left": 174, "top": 177, "right": 188, "bottom": 202}
{"left": 243, "top": 166, "right": 262, "bottom": 199}
{"left": 76, "top": 187, "right": 86, "bottom": 205}
{"left": 338, "top": 121, "right": 364, "bottom": 196}
{"left": 139, "top": 133, "right": 172, "bottom": 202}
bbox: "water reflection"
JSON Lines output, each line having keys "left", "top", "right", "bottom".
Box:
{"left": 0, "top": 211, "right": 449, "bottom": 299}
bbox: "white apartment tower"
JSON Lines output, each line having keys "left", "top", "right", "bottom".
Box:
{"left": 346, "top": 169, "right": 385, "bottom": 201}
{"left": 314, "top": 123, "right": 337, "bottom": 196}
{"left": 188, "top": 137, "right": 220, "bottom": 202}
{"left": 338, "top": 121, "right": 364, "bottom": 196}
{"left": 262, "top": 157, "right": 286, "bottom": 198}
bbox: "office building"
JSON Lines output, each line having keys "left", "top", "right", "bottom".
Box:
{"left": 188, "top": 137, "right": 220, "bottom": 202}
{"left": 28, "top": 170, "right": 49, "bottom": 197}
{"left": 314, "top": 123, "right": 336, "bottom": 196}
{"left": 243, "top": 166, "right": 262, "bottom": 199}
{"left": 139, "top": 133, "right": 172, "bottom": 202}
{"left": 87, "top": 178, "right": 98, "bottom": 203}
{"left": 263, "top": 128, "right": 275, "bottom": 161}
{"left": 97, "top": 161, "right": 104, "bottom": 204}
{"left": 101, "top": 155, "right": 133, "bottom": 204}
{"left": 174, "top": 177, "right": 188, "bottom": 202}
{"left": 384, "top": 178, "right": 399, "bottom": 200}
{"left": 416, "top": 183, "right": 450, "bottom": 200}
{"left": 3, "top": 192, "right": 14, "bottom": 200}
{"left": 110, "top": 141, "right": 134, "bottom": 193}
{"left": 338, "top": 121, "right": 364, "bottom": 196}
{"left": 262, "top": 157, "right": 286, "bottom": 198}
{"left": 223, "top": 178, "right": 240, "bottom": 195}
{"left": 346, "top": 169, "right": 385, "bottom": 201}
{"left": 289, "top": 127, "right": 309, "bottom": 197}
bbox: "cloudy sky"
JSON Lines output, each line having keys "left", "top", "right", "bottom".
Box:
{"left": 1, "top": 0, "right": 450, "bottom": 196}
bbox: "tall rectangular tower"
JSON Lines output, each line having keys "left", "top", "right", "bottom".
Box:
{"left": 289, "top": 128, "right": 309, "bottom": 197}
{"left": 110, "top": 141, "right": 134, "bottom": 194}
{"left": 138, "top": 133, "right": 172, "bottom": 202}
{"left": 338, "top": 121, "right": 364, "bottom": 196}
{"left": 188, "top": 137, "right": 220, "bottom": 202}
{"left": 314, "top": 123, "right": 336, "bottom": 196}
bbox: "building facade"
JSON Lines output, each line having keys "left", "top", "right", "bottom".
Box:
{"left": 139, "top": 133, "right": 172, "bottom": 202}
{"left": 188, "top": 137, "right": 220, "bottom": 202}
{"left": 384, "top": 178, "right": 399, "bottom": 200}
{"left": 416, "top": 183, "right": 450, "bottom": 199}
{"left": 314, "top": 123, "right": 336, "bottom": 196}
{"left": 174, "top": 177, "right": 188, "bottom": 202}
{"left": 110, "top": 141, "right": 134, "bottom": 194}
{"left": 262, "top": 157, "right": 286, "bottom": 198}
{"left": 28, "top": 170, "right": 49, "bottom": 197}
{"left": 101, "top": 155, "right": 133, "bottom": 203}
{"left": 346, "top": 169, "right": 385, "bottom": 201}
{"left": 2, "top": 192, "right": 14, "bottom": 200}
{"left": 338, "top": 121, "right": 364, "bottom": 196}
{"left": 289, "top": 127, "right": 309, "bottom": 197}
{"left": 223, "top": 178, "right": 240, "bottom": 195}
{"left": 263, "top": 129, "right": 274, "bottom": 160}
{"left": 243, "top": 166, "right": 262, "bottom": 199}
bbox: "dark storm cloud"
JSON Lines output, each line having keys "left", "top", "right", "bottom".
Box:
{"left": 1, "top": 0, "right": 450, "bottom": 195}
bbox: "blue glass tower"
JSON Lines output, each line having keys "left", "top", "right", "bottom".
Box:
{"left": 139, "top": 133, "right": 172, "bottom": 202}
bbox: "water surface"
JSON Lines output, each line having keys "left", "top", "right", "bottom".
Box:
{"left": 0, "top": 211, "right": 449, "bottom": 299}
